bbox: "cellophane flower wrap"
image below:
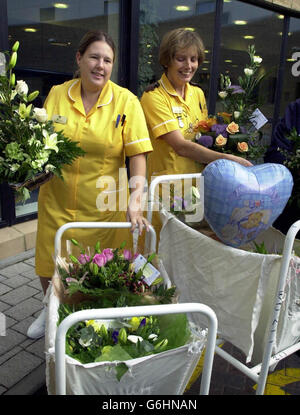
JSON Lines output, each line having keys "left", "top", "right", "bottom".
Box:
{"left": 193, "top": 45, "right": 268, "bottom": 162}
{"left": 56, "top": 239, "right": 194, "bottom": 379}
{"left": 0, "top": 41, "right": 85, "bottom": 201}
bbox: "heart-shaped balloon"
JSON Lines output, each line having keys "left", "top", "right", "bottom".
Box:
{"left": 202, "top": 160, "right": 294, "bottom": 247}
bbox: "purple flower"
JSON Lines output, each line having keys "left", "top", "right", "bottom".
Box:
{"left": 139, "top": 318, "right": 146, "bottom": 327}
{"left": 123, "top": 249, "right": 133, "bottom": 261}
{"left": 112, "top": 330, "right": 119, "bottom": 344}
{"left": 77, "top": 254, "right": 91, "bottom": 264}
{"left": 92, "top": 253, "right": 107, "bottom": 267}
{"left": 196, "top": 135, "right": 213, "bottom": 148}
{"left": 227, "top": 84, "right": 245, "bottom": 94}
{"left": 102, "top": 248, "right": 114, "bottom": 261}
{"left": 171, "top": 196, "right": 187, "bottom": 211}
{"left": 211, "top": 123, "right": 228, "bottom": 138}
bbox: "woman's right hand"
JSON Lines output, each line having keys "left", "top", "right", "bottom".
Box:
{"left": 225, "top": 153, "right": 253, "bottom": 167}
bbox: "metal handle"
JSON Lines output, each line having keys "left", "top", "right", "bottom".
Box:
{"left": 54, "top": 221, "right": 157, "bottom": 258}
{"left": 147, "top": 173, "right": 203, "bottom": 223}
{"left": 55, "top": 302, "right": 218, "bottom": 395}
{"left": 256, "top": 219, "right": 300, "bottom": 395}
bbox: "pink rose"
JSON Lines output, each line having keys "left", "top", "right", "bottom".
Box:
{"left": 123, "top": 249, "right": 133, "bottom": 261}
{"left": 102, "top": 248, "right": 114, "bottom": 261}
{"left": 92, "top": 253, "right": 107, "bottom": 267}
{"left": 77, "top": 254, "right": 91, "bottom": 264}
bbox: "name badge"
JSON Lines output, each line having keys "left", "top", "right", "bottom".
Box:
{"left": 172, "top": 106, "right": 183, "bottom": 114}
{"left": 177, "top": 116, "right": 184, "bottom": 128}
{"left": 52, "top": 114, "right": 67, "bottom": 124}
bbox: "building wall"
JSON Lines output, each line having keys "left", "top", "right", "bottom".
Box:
{"left": 263, "top": 0, "right": 300, "bottom": 11}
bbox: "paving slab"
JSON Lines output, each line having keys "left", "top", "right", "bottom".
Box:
{"left": 0, "top": 285, "right": 39, "bottom": 306}
{"left": 0, "top": 350, "right": 43, "bottom": 389}
{"left": 4, "top": 297, "right": 43, "bottom": 321}
{"left": 0, "top": 328, "right": 26, "bottom": 355}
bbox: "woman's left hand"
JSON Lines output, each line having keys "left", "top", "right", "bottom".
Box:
{"left": 126, "top": 206, "right": 150, "bottom": 235}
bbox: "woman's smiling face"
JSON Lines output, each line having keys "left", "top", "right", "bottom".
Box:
{"left": 76, "top": 40, "right": 114, "bottom": 93}
{"left": 167, "top": 46, "right": 199, "bottom": 90}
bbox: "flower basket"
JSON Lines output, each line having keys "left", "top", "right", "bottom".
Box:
{"left": 9, "top": 170, "right": 54, "bottom": 193}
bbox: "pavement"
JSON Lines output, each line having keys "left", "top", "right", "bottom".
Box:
{"left": 0, "top": 249, "right": 300, "bottom": 396}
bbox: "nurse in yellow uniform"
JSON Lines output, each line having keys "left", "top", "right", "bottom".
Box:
{"left": 27, "top": 30, "right": 153, "bottom": 339}
{"left": 140, "top": 28, "right": 252, "bottom": 249}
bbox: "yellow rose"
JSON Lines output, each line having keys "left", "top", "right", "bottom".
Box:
{"left": 237, "top": 141, "right": 249, "bottom": 153}
{"left": 226, "top": 122, "right": 239, "bottom": 134}
{"left": 215, "top": 134, "right": 227, "bottom": 147}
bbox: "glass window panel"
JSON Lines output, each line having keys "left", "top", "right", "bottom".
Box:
{"left": 7, "top": 0, "right": 120, "bottom": 218}
{"left": 218, "top": 1, "right": 283, "bottom": 140}
{"left": 280, "top": 17, "right": 300, "bottom": 115}
{"left": 15, "top": 188, "right": 39, "bottom": 218}
{"left": 138, "top": 0, "right": 216, "bottom": 101}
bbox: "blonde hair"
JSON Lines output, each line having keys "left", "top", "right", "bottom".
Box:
{"left": 159, "top": 28, "right": 205, "bottom": 71}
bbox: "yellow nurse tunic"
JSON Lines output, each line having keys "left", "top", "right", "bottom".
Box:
{"left": 140, "top": 73, "right": 208, "bottom": 250}
{"left": 36, "top": 78, "right": 153, "bottom": 278}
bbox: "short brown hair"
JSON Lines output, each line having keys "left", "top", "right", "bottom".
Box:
{"left": 159, "top": 28, "right": 205, "bottom": 70}
{"left": 74, "top": 30, "right": 116, "bottom": 78}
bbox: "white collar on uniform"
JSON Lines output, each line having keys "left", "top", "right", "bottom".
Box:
{"left": 67, "top": 79, "right": 114, "bottom": 107}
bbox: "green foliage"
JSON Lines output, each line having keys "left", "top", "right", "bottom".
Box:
{"left": 58, "top": 300, "right": 191, "bottom": 380}
{"left": 279, "top": 127, "right": 300, "bottom": 207}
{"left": 253, "top": 241, "right": 269, "bottom": 254}
{"left": 58, "top": 240, "right": 176, "bottom": 306}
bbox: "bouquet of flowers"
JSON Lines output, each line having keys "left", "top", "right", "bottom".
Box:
{"left": 218, "top": 44, "right": 266, "bottom": 125}
{"left": 193, "top": 115, "right": 266, "bottom": 161}
{"left": 57, "top": 239, "right": 176, "bottom": 307}
{"left": 193, "top": 45, "right": 268, "bottom": 162}
{"left": 0, "top": 41, "right": 85, "bottom": 201}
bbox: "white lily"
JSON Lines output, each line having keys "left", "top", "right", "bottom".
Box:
{"left": 15, "top": 80, "right": 28, "bottom": 96}
{"left": 148, "top": 334, "right": 158, "bottom": 341}
{"left": 218, "top": 91, "right": 228, "bottom": 99}
{"left": 43, "top": 130, "right": 59, "bottom": 152}
{"left": 253, "top": 55, "right": 262, "bottom": 64}
{"left": 244, "top": 68, "right": 254, "bottom": 76}
{"left": 127, "top": 335, "right": 143, "bottom": 344}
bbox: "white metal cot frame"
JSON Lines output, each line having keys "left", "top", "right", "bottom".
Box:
{"left": 147, "top": 173, "right": 300, "bottom": 395}
{"left": 53, "top": 222, "right": 218, "bottom": 395}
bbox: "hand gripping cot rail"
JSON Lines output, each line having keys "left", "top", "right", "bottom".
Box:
{"left": 147, "top": 173, "right": 300, "bottom": 395}
{"left": 49, "top": 221, "right": 218, "bottom": 395}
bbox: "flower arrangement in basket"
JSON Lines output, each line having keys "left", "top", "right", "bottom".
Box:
{"left": 54, "top": 239, "right": 200, "bottom": 380}
{"left": 193, "top": 45, "right": 268, "bottom": 162}
{"left": 0, "top": 41, "right": 85, "bottom": 201}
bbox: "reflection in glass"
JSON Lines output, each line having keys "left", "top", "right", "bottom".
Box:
{"left": 138, "top": 0, "right": 215, "bottom": 100}
{"left": 218, "top": 1, "right": 285, "bottom": 145}
{"left": 281, "top": 17, "right": 300, "bottom": 116}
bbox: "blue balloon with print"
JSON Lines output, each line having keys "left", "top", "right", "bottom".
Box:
{"left": 202, "top": 160, "right": 294, "bottom": 248}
